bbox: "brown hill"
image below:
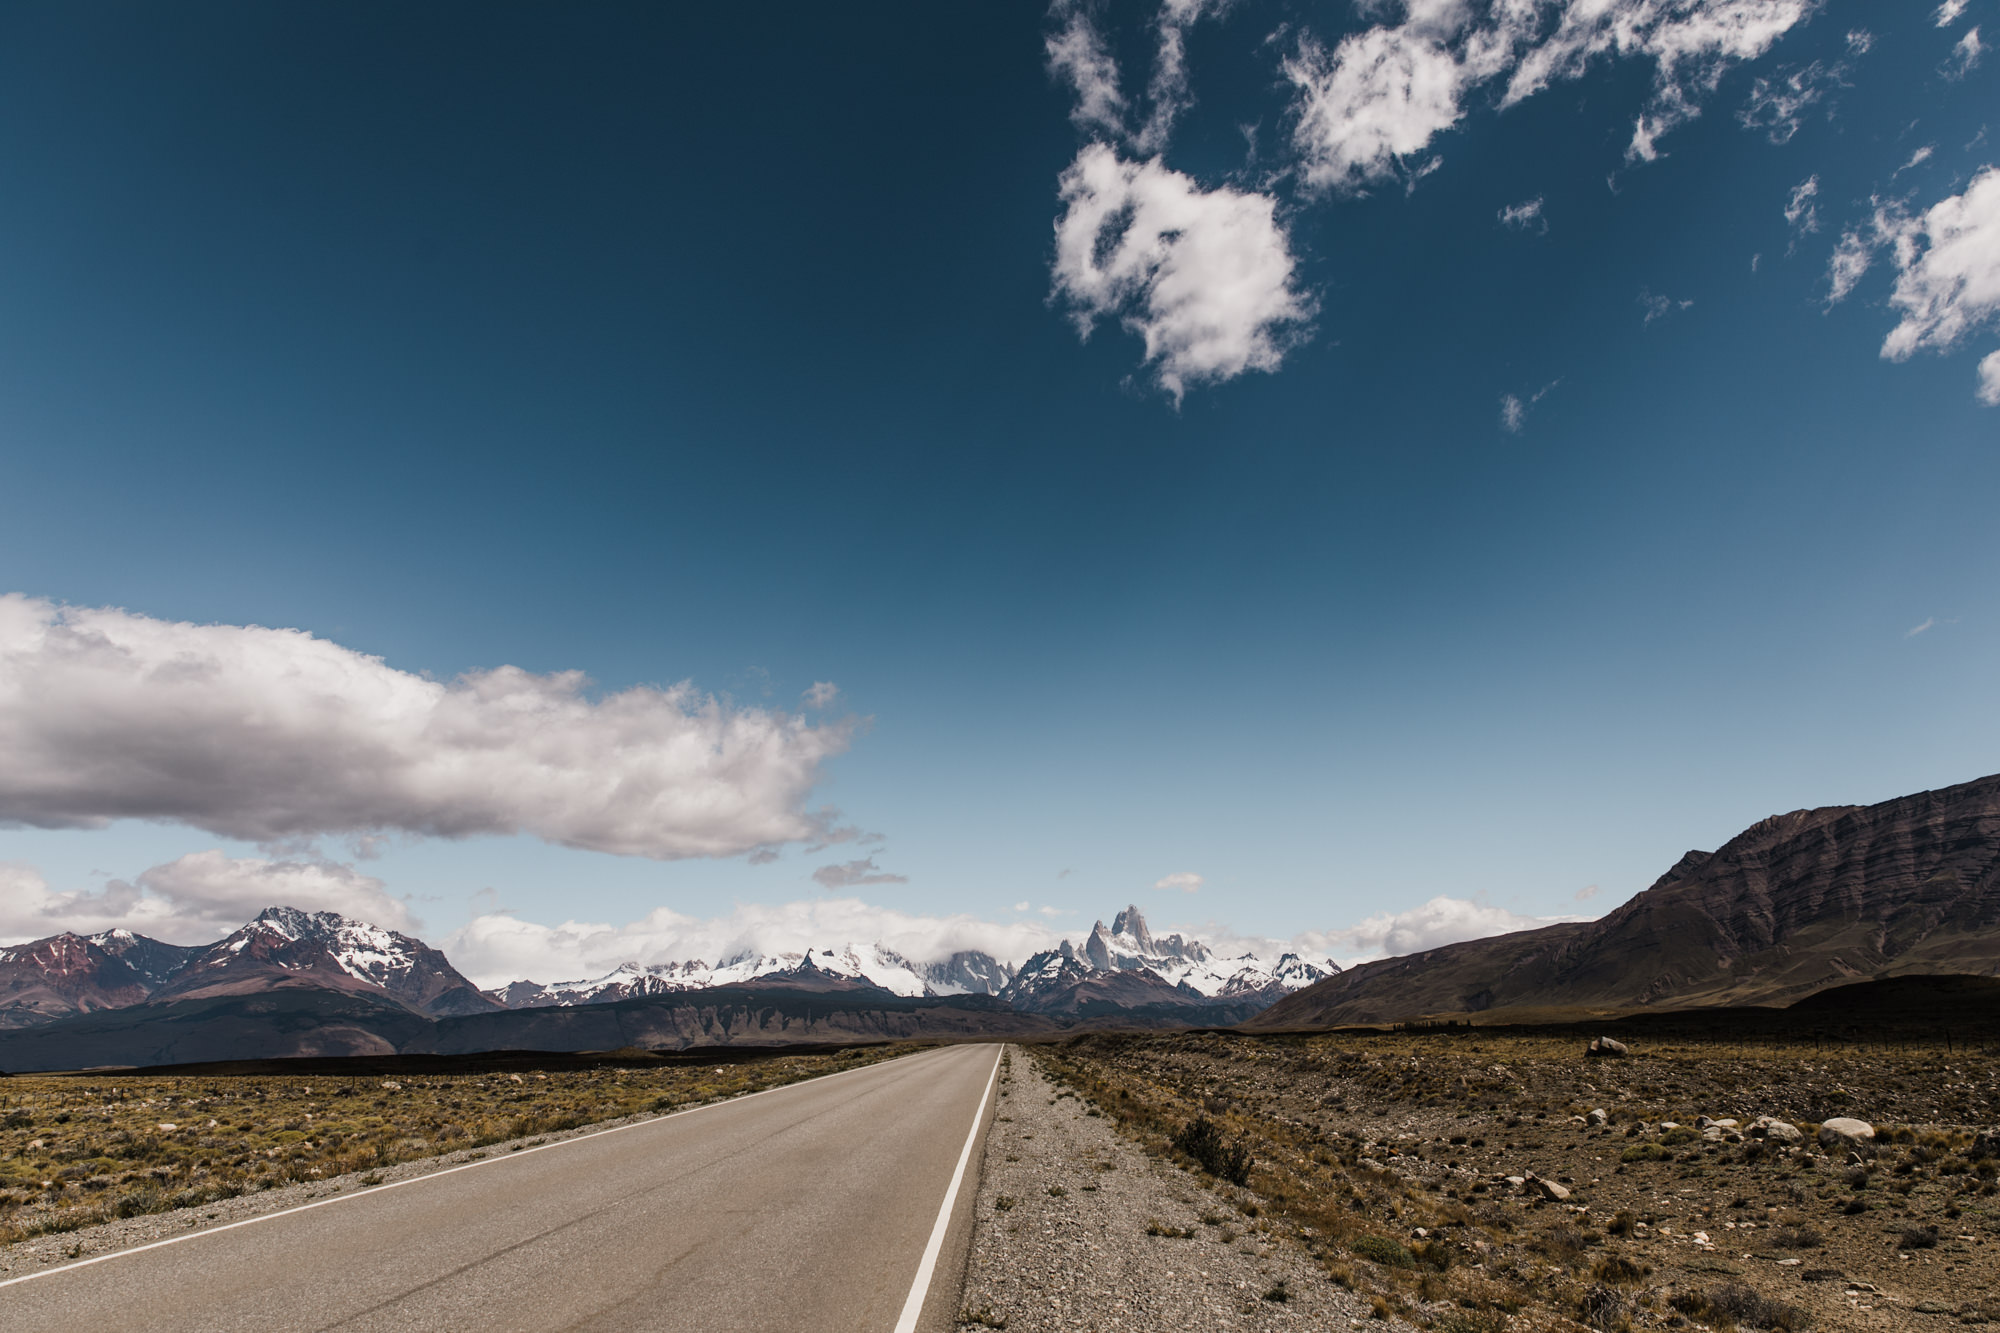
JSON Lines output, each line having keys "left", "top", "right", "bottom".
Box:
{"left": 1254, "top": 772, "right": 2000, "bottom": 1029}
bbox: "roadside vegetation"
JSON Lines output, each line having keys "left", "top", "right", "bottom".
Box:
{"left": 0, "top": 1044, "right": 904, "bottom": 1245}
{"left": 1028, "top": 1031, "right": 2000, "bottom": 1331}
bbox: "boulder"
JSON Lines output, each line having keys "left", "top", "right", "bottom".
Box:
{"left": 1754, "top": 1118, "right": 1803, "bottom": 1144}
{"left": 1529, "top": 1174, "right": 1572, "bottom": 1202}
{"left": 1587, "top": 1108, "right": 1608, "bottom": 1128}
{"left": 1586, "top": 1037, "right": 1629, "bottom": 1058}
{"left": 1817, "top": 1117, "right": 1876, "bottom": 1149}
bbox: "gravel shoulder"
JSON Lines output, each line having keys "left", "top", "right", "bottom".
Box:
{"left": 956, "top": 1047, "right": 1400, "bottom": 1331}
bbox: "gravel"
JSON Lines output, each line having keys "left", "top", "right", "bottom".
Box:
{"left": 956, "top": 1048, "right": 1401, "bottom": 1331}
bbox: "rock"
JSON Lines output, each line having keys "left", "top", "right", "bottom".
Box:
{"left": 1533, "top": 1176, "right": 1573, "bottom": 1202}
{"left": 1818, "top": 1117, "right": 1876, "bottom": 1149}
{"left": 1971, "top": 1130, "right": 2000, "bottom": 1160}
{"left": 1504, "top": 1175, "right": 1527, "bottom": 1191}
{"left": 1586, "top": 1037, "right": 1629, "bottom": 1058}
{"left": 1587, "top": 1108, "right": 1608, "bottom": 1128}
{"left": 1764, "top": 1121, "right": 1803, "bottom": 1144}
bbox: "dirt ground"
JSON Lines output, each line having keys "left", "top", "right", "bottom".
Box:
{"left": 1033, "top": 1029, "right": 2000, "bottom": 1331}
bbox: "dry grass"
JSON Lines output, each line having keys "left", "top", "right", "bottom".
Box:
{"left": 0, "top": 1044, "right": 904, "bottom": 1244}
{"left": 1028, "top": 1029, "right": 2000, "bottom": 1330}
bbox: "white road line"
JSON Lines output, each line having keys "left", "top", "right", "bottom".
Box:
{"left": 0, "top": 1045, "right": 937, "bottom": 1292}
{"left": 893, "top": 1042, "right": 1003, "bottom": 1333}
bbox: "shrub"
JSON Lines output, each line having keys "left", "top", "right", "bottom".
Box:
{"left": 1171, "top": 1115, "right": 1252, "bottom": 1185}
{"left": 1351, "top": 1233, "right": 1415, "bottom": 1268}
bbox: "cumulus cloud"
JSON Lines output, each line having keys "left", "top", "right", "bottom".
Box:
{"left": 1051, "top": 144, "right": 1314, "bottom": 402}
{"left": 0, "top": 851, "right": 417, "bottom": 946}
{"left": 1285, "top": 17, "right": 1488, "bottom": 196}
{"left": 0, "top": 595, "right": 853, "bottom": 860}
{"left": 1738, "top": 61, "right": 1844, "bottom": 145}
{"left": 1154, "top": 871, "right": 1204, "bottom": 893}
{"left": 1937, "top": 0, "right": 1969, "bottom": 25}
{"left": 443, "top": 898, "right": 1071, "bottom": 989}
{"left": 1498, "top": 196, "right": 1547, "bottom": 232}
{"left": 1981, "top": 349, "right": 2000, "bottom": 405}
{"left": 810, "top": 857, "right": 909, "bottom": 889}
{"left": 1879, "top": 168, "right": 2000, "bottom": 364}
{"left": 1292, "top": 894, "right": 1587, "bottom": 967}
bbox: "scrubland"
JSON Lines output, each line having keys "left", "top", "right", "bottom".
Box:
{"left": 0, "top": 1044, "right": 900, "bottom": 1245}
{"left": 1027, "top": 1031, "right": 2000, "bottom": 1331}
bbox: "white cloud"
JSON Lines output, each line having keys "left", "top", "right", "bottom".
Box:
{"left": 1981, "top": 349, "right": 2000, "bottom": 405}
{"left": 1051, "top": 144, "right": 1314, "bottom": 402}
{"left": 1498, "top": 377, "right": 1559, "bottom": 433}
{"left": 1502, "top": 0, "right": 1814, "bottom": 162}
{"left": 1280, "top": 0, "right": 1815, "bottom": 197}
{"left": 1784, "top": 174, "right": 1819, "bottom": 236}
{"left": 0, "top": 852, "right": 416, "bottom": 946}
{"left": 1826, "top": 222, "right": 1876, "bottom": 304}
{"left": 1946, "top": 27, "right": 1983, "bottom": 78}
{"left": 802, "top": 681, "right": 840, "bottom": 709}
{"left": 1498, "top": 196, "right": 1548, "bottom": 232}
{"left": 1013, "top": 900, "right": 1031, "bottom": 912}
{"left": 1738, "top": 61, "right": 1843, "bottom": 145}
{"left": 1135, "top": 0, "right": 1229, "bottom": 153}
{"left": 1846, "top": 29, "right": 1874, "bottom": 55}
{"left": 1284, "top": 21, "right": 1481, "bottom": 195}
{"left": 1639, "top": 288, "right": 1694, "bottom": 324}
{"left": 1047, "top": 8, "right": 1127, "bottom": 139}
{"left": 444, "top": 897, "right": 1069, "bottom": 989}
{"left": 1896, "top": 146, "right": 1937, "bottom": 178}
{"left": 1292, "top": 894, "right": 1588, "bottom": 967}
{"left": 1574, "top": 883, "right": 1601, "bottom": 901}
{"left": 0, "top": 595, "right": 853, "bottom": 860}
{"left": 1879, "top": 168, "right": 2000, "bottom": 368}
{"left": 1906, "top": 617, "right": 1938, "bottom": 638}
{"left": 1937, "top": 0, "right": 1970, "bottom": 27}
{"left": 1154, "top": 871, "right": 1204, "bottom": 893}
{"left": 811, "top": 857, "right": 909, "bottom": 889}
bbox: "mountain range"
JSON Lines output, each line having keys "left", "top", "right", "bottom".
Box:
{"left": 0, "top": 903, "right": 1330, "bottom": 1071}
{"left": 1255, "top": 772, "right": 2000, "bottom": 1028}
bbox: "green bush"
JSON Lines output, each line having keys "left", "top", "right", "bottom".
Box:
{"left": 1172, "top": 1115, "right": 1252, "bottom": 1185}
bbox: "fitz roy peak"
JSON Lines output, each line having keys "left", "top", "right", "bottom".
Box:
{"left": 998, "top": 905, "right": 1339, "bottom": 1014}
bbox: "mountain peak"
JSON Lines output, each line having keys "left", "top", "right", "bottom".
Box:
{"left": 1110, "top": 904, "right": 1153, "bottom": 953}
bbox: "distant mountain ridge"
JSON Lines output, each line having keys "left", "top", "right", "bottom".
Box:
{"left": 0, "top": 902, "right": 1331, "bottom": 1065}
{"left": 1254, "top": 772, "right": 2000, "bottom": 1029}
{"left": 0, "top": 908, "right": 496, "bottom": 1029}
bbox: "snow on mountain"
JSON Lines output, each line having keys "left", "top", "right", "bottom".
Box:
{"left": 484, "top": 903, "right": 1330, "bottom": 1016}
{"left": 488, "top": 941, "right": 1004, "bottom": 1008}
{"left": 156, "top": 907, "right": 500, "bottom": 1016}
{"left": 1001, "top": 906, "right": 1338, "bottom": 1013}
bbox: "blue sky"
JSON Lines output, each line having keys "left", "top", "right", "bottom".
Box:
{"left": 1, "top": 1, "right": 1996, "bottom": 983}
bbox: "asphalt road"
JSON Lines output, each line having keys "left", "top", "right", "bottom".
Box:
{"left": 0, "top": 1043, "right": 1003, "bottom": 1332}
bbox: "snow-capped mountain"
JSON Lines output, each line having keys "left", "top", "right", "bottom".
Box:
{"left": 1000, "top": 906, "right": 1339, "bottom": 1013}
{"left": 154, "top": 907, "right": 500, "bottom": 1017}
{"left": 488, "top": 943, "right": 1018, "bottom": 1009}
{"left": 486, "top": 904, "right": 1334, "bottom": 1019}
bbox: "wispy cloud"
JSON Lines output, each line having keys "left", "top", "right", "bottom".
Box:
{"left": 1154, "top": 871, "right": 1204, "bottom": 894}
{"left": 1739, "top": 61, "right": 1848, "bottom": 145}
{"left": 1292, "top": 895, "right": 1592, "bottom": 967}
{"left": 1946, "top": 27, "right": 1984, "bottom": 79}
{"left": 1784, "top": 174, "right": 1820, "bottom": 239}
{"left": 1498, "top": 196, "right": 1547, "bottom": 233}
{"left": 1906, "top": 617, "right": 1938, "bottom": 638}
{"left": 1499, "top": 378, "right": 1561, "bottom": 433}
{"left": 1936, "top": 0, "right": 1970, "bottom": 27}
{"left": 1639, "top": 288, "right": 1694, "bottom": 324}
{"left": 810, "top": 856, "right": 908, "bottom": 889}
